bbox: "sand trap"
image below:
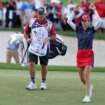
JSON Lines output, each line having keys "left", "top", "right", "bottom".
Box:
{"left": 0, "top": 31, "right": 105, "bottom": 67}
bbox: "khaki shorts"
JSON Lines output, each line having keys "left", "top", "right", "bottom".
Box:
{"left": 6, "top": 49, "right": 20, "bottom": 63}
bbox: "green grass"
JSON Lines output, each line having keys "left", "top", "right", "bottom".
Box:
{"left": 0, "top": 63, "right": 105, "bottom": 72}
{"left": 0, "top": 69, "right": 105, "bottom": 105}
{"left": 62, "top": 0, "right": 95, "bottom": 4}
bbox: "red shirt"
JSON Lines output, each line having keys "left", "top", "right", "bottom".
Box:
{"left": 80, "top": 4, "right": 90, "bottom": 14}
{"left": 94, "top": 1, "right": 105, "bottom": 18}
{"left": 57, "top": 3, "right": 62, "bottom": 21}
{"left": 75, "top": 3, "right": 90, "bottom": 25}
{"left": 0, "top": 2, "right": 2, "bottom": 9}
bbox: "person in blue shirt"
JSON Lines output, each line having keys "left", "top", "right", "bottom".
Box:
{"left": 6, "top": 32, "right": 23, "bottom": 63}
{"left": 67, "top": 4, "right": 101, "bottom": 103}
{"left": 7, "top": 40, "right": 20, "bottom": 63}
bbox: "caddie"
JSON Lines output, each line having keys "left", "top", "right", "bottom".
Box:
{"left": 24, "top": 7, "right": 56, "bottom": 90}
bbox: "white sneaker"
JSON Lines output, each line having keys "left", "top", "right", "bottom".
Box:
{"left": 89, "top": 85, "right": 93, "bottom": 99}
{"left": 82, "top": 95, "right": 91, "bottom": 103}
{"left": 21, "top": 63, "right": 29, "bottom": 67}
{"left": 40, "top": 83, "right": 46, "bottom": 90}
{"left": 26, "top": 82, "right": 37, "bottom": 90}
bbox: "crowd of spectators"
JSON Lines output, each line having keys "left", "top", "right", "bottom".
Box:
{"left": 0, "top": 0, "right": 105, "bottom": 32}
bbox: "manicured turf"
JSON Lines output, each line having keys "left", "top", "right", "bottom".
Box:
{"left": 0, "top": 69, "right": 105, "bottom": 105}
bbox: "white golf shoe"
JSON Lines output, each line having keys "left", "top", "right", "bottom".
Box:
{"left": 21, "top": 63, "right": 29, "bottom": 67}
{"left": 26, "top": 82, "right": 37, "bottom": 90}
{"left": 82, "top": 95, "right": 91, "bottom": 103}
{"left": 40, "top": 83, "right": 46, "bottom": 90}
{"left": 89, "top": 85, "right": 93, "bottom": 99}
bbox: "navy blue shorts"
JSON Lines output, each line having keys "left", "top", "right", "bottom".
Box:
{"left": 29, "top": 52, "right": 49, "bottom": 65}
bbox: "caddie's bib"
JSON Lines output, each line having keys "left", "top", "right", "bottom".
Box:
{"left": 29, "top": 27, "right": 49, "bottom": 56}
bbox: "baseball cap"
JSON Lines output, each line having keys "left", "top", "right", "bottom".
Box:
{"left": 37, "top": 7, "right": 46, "bottom": 15}
{"left": 81, "top": 14, "right": 90, "bottom": 21}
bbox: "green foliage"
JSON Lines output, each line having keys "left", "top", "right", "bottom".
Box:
{"left": 57, "top": 0, "right": 95, "bottom": 6}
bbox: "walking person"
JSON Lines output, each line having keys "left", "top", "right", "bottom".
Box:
{"left": 5, "top": 0, "right": 16, "bottom": 28}
{"left": 67, "top": 5, "right": 101, "bottom": 102}
{"left": 24, "top": 7, "right": 56, "bottom": 90}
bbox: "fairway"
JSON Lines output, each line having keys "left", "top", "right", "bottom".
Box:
{"left": 0, "top": 69, "right": 105, "bottom": 105}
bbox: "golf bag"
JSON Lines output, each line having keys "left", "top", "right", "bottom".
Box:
{"left": 48, "top": 34, "right": 67, "bottom": 59}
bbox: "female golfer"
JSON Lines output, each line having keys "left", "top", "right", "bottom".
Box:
{"left": 67, "top": 5, "right": 101, "bottom": 102}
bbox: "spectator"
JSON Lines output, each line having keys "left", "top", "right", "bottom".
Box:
{"left": 46, "top": 5, "right": 54, "bottom": 21}
{"left": 5, "top": 0, "right": 16, "bottom": 28}
{"left": 21, "top": 0, "right": 34, "bottom": 26}
{"left": 49, "top": 0, "right": 62, "bottom": 30}
{"left": 15, "top": 0, "right": 23, "bottom": 28}
{"left": 79, "top": 0, "right": 94, "bottom": 22}
{"left": 6, "top": 33, "right": 23, "bottom": 63}
{"left": 49, "top": 1, "right": 59, "bottom": 23}
{"left": 80, "top": 0, "right": 90, "bottom": 14}
{"left": 93, "top": 0, "right": 105, "bottom": 32}
{"left": 34, "top": 0, "right": 45, "bottom": 9}
{"left": 0, "top": 0, "right": 3, "bottom": 26}
{"left": 61, "top": 0, "right": 76, "bottom": 31}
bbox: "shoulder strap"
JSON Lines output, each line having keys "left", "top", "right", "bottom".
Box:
{"left": 29, "top": 18, "right": 37, "bottom": 27}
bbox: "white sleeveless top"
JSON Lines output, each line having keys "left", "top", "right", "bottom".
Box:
{"left": 28, "top": 18, "right": 52, "bottom": 56}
